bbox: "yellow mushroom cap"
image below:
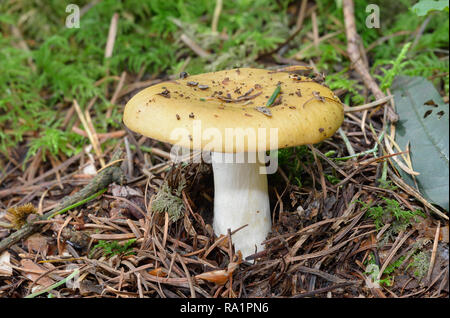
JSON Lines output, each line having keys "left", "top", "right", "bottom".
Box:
{"left": 123, "top": 68, "right": 344, "bottom": 153}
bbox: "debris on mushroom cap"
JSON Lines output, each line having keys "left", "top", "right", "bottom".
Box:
{"left": 312, "top": 91, "right": 325, "bottom": 102}
{"left": 255, "top": 106, "right": 272, "bottom": 117}
{"left": 266, "top": 84, "right": 281, "bottom": 107}
{"left": 180, "top": 72, "right": 189, "bottom": 79}
{"left": 157, "top": 89, "right": 170, "bottom": 98}
{"left": 123, "top": 67, "right": 344, "bottom": 153}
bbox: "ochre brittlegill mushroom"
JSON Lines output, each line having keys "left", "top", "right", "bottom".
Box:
{"left": 123, "top": 67, "right": 344, "bottom": 259}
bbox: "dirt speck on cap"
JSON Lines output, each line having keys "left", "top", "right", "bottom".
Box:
{"left": 255, "top": 106, "right": 272, "bottom": 117}
{"left": 157, "top": 89, "right": 170, "bottom": 98}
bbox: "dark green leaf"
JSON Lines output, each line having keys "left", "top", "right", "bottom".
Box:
{"left": 411, "top": 0, "right": 449, "bottom": 16}
{"left": 391, "top": 76, "right": 449, "bottom": 210}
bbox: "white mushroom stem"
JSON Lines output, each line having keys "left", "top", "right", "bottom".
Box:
{"left": 211, "top": 151, "right": 271, "bottom": 259}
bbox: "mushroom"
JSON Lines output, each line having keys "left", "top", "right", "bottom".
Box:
{"left": 123, "top": 68, "right": 344, "bottom": 258}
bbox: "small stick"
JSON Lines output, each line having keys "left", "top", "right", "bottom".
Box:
{"left": 177, "top": 254, "right": 196, "bottom": 298}
{"left": 426, "top": 221, "right": 440, "bottom": 283}
{"left": 291, "top": 281, "right": 357, "bottom": 298}
{"left": 107, "top": 71, "right": 127, "bottom": 119}
{"left": 311, "top": 10, "right": 319, "bottom": 48}
{"left": 84, "top": 108, "right": 105, "bottom": 167}
{"left": 309, "top": 144, "right": 327, "bottom": 200}
{"left": 105, "top": 13, "right": 119, "bottom": 59}
{"left": 343, "top": 96, "right": 393, "bottom": 112}
{"left": 337, "top": 127, "right": 356, "bottom": 158}
{"left": 25, "top": 267, "right": 80, "bottom": 298}
{"left": 73, "top": 99, "right": 105, "bottom": 167}
{"left": 124, "top": 136, "right": 134, "bottom": 178}
{"left": 180, "top": 34, "right": 210, "bottom": 58}
{"left": 342, "top": 0, "right": 398, "bottom": 122}
{"left": 211, "top": 0, "right": 223, "bottom": 33}
{"left": 377, "top": 230, "right": 415, "bottom": 281}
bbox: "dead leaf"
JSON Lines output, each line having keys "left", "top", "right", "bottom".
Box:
{"left": 195, "top": 257, "right": 241, "bottom": 286}
{"left": 20, "top": 259, "right": 55, "bottom": 288}
{"left": 195, "top": 269, "right": 230, "bottom": 285}
{"left": 111, "top": 185, "right": 143, "bottom": 197}
{"left": 148, "top": 268, "right": 167, "bottom": 277}
{"left": 24, "top": 233, "right": 49, "bottom": 255}
{"left": 0, "top": 251, "right": 12, "bottom": 276}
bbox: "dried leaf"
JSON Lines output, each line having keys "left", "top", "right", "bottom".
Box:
{"left": 195, "top": 269, "right": 230, "bottom": 285}
{"left": 24, "top": 233, "right": 49, "bottom": 255}
{"left": 20, "top": 259, "right": 55, "bottom": 287}
{"left": 195, "top": 256, "right": 241, "bottom": 286}
{"left": 148, "top": 268, "right": 167, "bottom": 277}
{"left": 111, "top": 185, "right": 143, "bottom": 197}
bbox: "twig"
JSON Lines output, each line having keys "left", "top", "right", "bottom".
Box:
{"left": 105, "top": 13, "right": 119, "bottom": 59}
{"left": 410, "top": 14, "right": 432, "bottom": 52}
{"left": 25, "top": 267, "right": 80, "bottom": 298}
{"left": 366, "top": 30, "right": 411, "bottom": 52}
{"left": 180, "top": 34, "right": 211, "bottom": 59}
{"left": 334, "top": 130, "right": 383, "bottom": 161}
{"left": 73, "top": 99, "right": 105, "bottom": 167}
{"left": 289, "top": 265, "right": 349, "bottom": 284}
{"left": 342, "top": 0, "right": 398, "bottom": 122}
{"left": 211, "top": 0, "right": 223, "bottom": 33}
{"left": 290, "top": 281, "right": 358, "bottom": 298}
{"left": 387, "top": 167, "right": 448, "bottom": 220}
{"left": 344, "top": 96, "right": 393, "bottom": 112}
{"left": 337, "top": 127, "right": 355, "bottom": 158}
{"left": 311, "top": 9, "right": 319, "bottom": 48}
{"left": 124, "top": 136, "right": 134, "bottom": 178}
{"left": 377, "top": 230, "right": 415, "bottom": 281}
{"left": 107, "top": 71, "right": 127, "bottom": 119}
{"left": 426, "top": 221, "right": 440, "bottom": 283}
{"left": 308, "top": 144, "right": 327, "bottom": 200}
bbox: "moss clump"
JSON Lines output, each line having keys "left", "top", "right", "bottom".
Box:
{"left": 407, "top": 251, "right": 431, "bottom": 280}
{"left": 6, "top": 203, "right": 37, "bottom": 230}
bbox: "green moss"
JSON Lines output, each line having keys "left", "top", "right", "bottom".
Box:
{"left": 0, "top": 0, "right": 448, "bottom": 159}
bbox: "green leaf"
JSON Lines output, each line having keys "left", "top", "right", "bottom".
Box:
{"left": 391, "top": 76, "right": 449, "bottom": 211}
{"left": 411, "top": 0, "right": 449, "bottom": 16}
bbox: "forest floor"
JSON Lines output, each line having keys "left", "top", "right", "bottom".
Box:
{"left": 0, "top": 0, "right": 448, "bottom": 298}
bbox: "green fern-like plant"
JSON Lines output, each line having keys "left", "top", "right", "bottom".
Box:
{"left": 91, "top": 239, "right": 136, "bottom": 258}
{"left": 406, "top": 251, "right": 430, "bottom": 279}
{"left": 373, "top": 42, "right": 411, "bottom": 92}
{"left": 152, "top": 179, "right": 186, "bottom": 222}
{"left": 360, "top": 197, "right": 424, "bottom": 231}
